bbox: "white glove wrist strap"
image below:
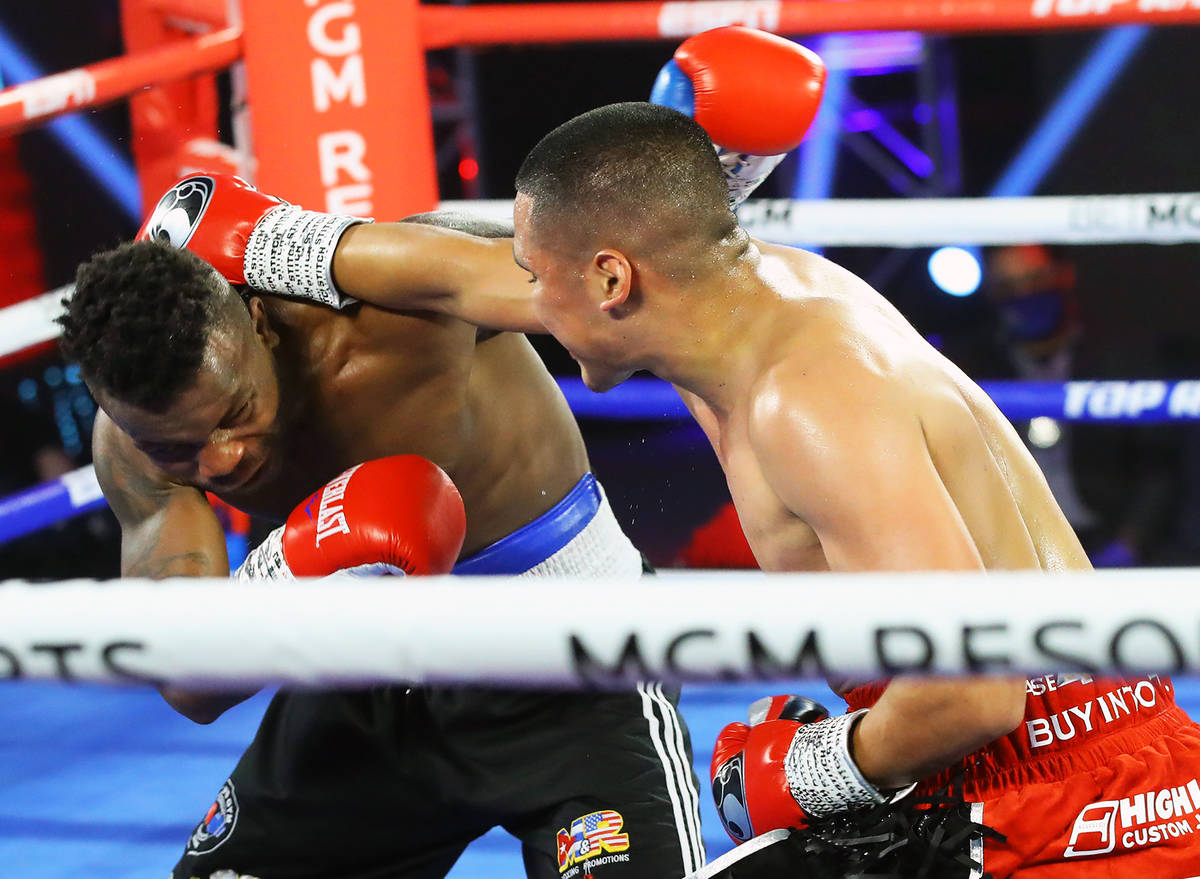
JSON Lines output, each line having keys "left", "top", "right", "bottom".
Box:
{"left": 783, "top": 709, "right": 914, "bottom": 817}
{"left": 244, "top": 205, "right": 370, "bottom": 308}
{"left": 234, "top": 526, "right": 294, "bottom": 581}
{"left": 717, "top": 149, "right": 787, "bottom": 208}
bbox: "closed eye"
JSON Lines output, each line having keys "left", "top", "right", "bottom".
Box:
{"left": 221, "top": 397, "right": 254, "bottom": 429}
{"left": 138, "top": 440, "right": 204, "bottom": 464}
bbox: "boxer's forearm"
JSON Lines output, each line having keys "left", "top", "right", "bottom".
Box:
{"left": 851, "top": 676, "right": 1026, "bottom": 789}
{"left": 333, "top": 223, "right": 545, "bottom": 333}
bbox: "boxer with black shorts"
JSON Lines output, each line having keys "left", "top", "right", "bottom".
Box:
{"left": 63, "top": 223, "right": 704, "bottom": 878}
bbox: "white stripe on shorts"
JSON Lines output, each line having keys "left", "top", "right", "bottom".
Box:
{"left": 649, "top": 683, "right": 705, "bottom": 870}
{"left": 969, "top": 801, "right": 984, "bottom": 879}
{"left": 638, "top": 682, "right": 705, "bottom": 874}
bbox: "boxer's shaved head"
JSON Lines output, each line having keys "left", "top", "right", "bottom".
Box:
{"left": 61, "top": 240, "right": 247, "bottom": 411}
{"left": 516, "top": 101, "right": 735, "bottom": 248}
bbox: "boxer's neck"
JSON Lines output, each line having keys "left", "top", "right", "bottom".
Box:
{"left": 641, "top": 254, "right": 783, "bottom": 416}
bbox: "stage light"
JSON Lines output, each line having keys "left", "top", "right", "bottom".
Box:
{"left": 928, "top": 246, "right": 981, "bottom": 297}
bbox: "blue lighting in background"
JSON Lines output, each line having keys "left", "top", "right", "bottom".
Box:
{"left": 0, "top": 19, "right": 141, "bottom": 221}
{"left": 17, "top": 378, "right": 37, "bottom": 403}
{"left": 795, "top": 33, "right": 852, "bottom": 205}
{"left": 928, "top": 246, "right": 982, "bottom": 297}
{"left": 930, "top": 26, "right": 1148, "bottom": 296}
{"left": 989, "top": 25, "right": 1149, "bottom": 198}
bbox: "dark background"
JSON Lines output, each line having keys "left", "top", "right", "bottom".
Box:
{"left": 2, "top": 2, "right": 1199, "bottom": 572}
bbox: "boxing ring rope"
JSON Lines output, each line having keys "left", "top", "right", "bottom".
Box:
{"left": 2, "top": 190, "right": 1198, "bottom": 363}
{"left": 4, "top": 2, "right": 1200, "bottom": 135}
{"left": 1, "top": 571, "right": 1198, "bottom": 685}
{"left": 0, "top": 27, "right": 241, "bottom": 134}
{"left": 446, "top": 193, "right": 1200, "bottom": 247}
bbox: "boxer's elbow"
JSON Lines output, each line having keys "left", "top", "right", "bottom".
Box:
{"left": 159, "top": 685, "right": 254, "bottom": 724}
{"left": 967, "top": 678, "right": 1027, "bottom": 741}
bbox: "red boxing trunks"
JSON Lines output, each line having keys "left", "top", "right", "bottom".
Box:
{"left": 845, "top": 675, "right": 1200, "bottom": 877}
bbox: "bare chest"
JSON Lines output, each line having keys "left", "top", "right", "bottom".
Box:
{"left": 708, "top": 416, "right": 828, "bottom": 572}
{"left": 224, "top": 347, "right": 475, "bottom": 519}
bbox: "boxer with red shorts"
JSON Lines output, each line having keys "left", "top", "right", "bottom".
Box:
{"left": 701, "top": 677, "right": 1200, "bottom": 877}
{"left": 501, "top": 26, "right": 1200, "bottom": 879}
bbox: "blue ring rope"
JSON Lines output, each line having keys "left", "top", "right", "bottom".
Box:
{"left": 3, "top": 377, "right": 1199, "bottom": 545}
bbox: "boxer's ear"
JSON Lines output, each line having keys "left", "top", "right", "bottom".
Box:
{"left": 593, "top": 249, "right": 633, "bottom": 313}
{"left": 246, "top": 296, "right": 280, "bottom": 349}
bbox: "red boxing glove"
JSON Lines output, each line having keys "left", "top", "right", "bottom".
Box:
{"left": 674, "top": 27, "right": 825, "bottom": 156}
{"left": 236, "top": 455, "right": 466, "bottom": 580}
{"left": 650, "top": 27, "right": 825, "bottom": 206}
{"left": 138, "top": 174, "right": 368, "bottom": 308}
{"left": 710, "top": 695, "right": 827, "bottom": 843}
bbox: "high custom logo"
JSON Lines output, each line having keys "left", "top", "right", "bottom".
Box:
{"left": 140, "top": 177, "right": 215, "bottom": 248}
{"left": 1064, "top": 778, "right": 1200, "bottom": 858}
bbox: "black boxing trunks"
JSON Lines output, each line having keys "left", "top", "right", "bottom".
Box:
{"left": 173, "top": 474, "right": 704, "bottom": 879}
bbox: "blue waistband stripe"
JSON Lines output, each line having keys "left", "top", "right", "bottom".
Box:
{"left": 452, "top": 473, "right": 601, "bottom": 575}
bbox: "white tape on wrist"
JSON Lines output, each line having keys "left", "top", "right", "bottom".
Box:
{"left": 244, "top": 205, "right": 371, "bottom": 308}
{"left": 783, "top": 709, "right": 914, "bottom": 817}
{"left": 234, "top": 526, "right": 293, "bottom": 581}
{"left": 718, "top": 150, "right": 787, "bottom": 209}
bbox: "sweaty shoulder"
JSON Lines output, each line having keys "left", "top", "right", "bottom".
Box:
{"left": 749, "top": 326, "right": 896, "bottom": 452}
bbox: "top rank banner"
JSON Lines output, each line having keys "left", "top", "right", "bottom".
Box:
{"left": 239, "top": 0, "right": 437, "bottom": 220}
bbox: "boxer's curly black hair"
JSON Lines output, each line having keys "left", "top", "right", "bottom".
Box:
{"left": 516, "top": 101, "right": 734, "bottom": 242}
{"left": 59, "top": 240, "right": 228, "bottom": 412}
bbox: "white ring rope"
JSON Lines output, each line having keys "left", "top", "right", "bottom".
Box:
{"left": 5, "top": 192, "right": 1197, "bottom": 360}
{"left": 1, "top": 570, "right": 1197, "bottom": 686}
{"left": 0, "top": 285, "right": 71, "bottom": 359}
{"left": 448, "top": 191, "right": 1200, "bottom": 247}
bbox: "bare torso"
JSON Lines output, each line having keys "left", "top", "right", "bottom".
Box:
{"left": 681, "top": 240, "right": 1091, "bottom": 575}
{"left": 98, "top": 297, "right": 589, "bottom": 558}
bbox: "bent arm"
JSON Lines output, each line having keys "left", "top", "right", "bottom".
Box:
{"left": 330, "top": 218, "right": 544, "bottom": 333}
{"left": 751, "top": 368, "right": 1025, "bottom": 788}
{"left": 851, "top": 677, "right": 1026, "bottom": 789}
{"left": 93, "top": 416, "right": 256, "bottom": 723}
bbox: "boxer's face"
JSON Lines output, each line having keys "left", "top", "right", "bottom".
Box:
{"left": 513, "top": 193, "right": 635, "bottom": 392}
{"left": 100, "top": 295, "right": 285, "bottom": 493}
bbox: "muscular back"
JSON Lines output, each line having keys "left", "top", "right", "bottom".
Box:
{"left": 699, "top": 241, "right": 1090, "bottom": 575}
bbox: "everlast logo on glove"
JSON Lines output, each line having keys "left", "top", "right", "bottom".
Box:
{"left": 713, "top": 753, "right": 754, "bottom": 842}
{"left": 140, "top": 176, "right": 216, "bottom": 247}
{"left": 312, "top": 464, "right": 360, "bottom": 546}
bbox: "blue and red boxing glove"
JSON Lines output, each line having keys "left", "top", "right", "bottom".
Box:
{"left": 711, "top": 695, "right": 829, "bottom": 842}
{"left": 651, "top": 26, "right": 826, "bottom": 207}
{"left": 712, "top": 694, "right": 913, "bottom": 844}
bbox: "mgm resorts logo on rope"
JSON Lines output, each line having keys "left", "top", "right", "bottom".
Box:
{"left": 567, "top": 618, "right": 1200, "bottom": 683}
